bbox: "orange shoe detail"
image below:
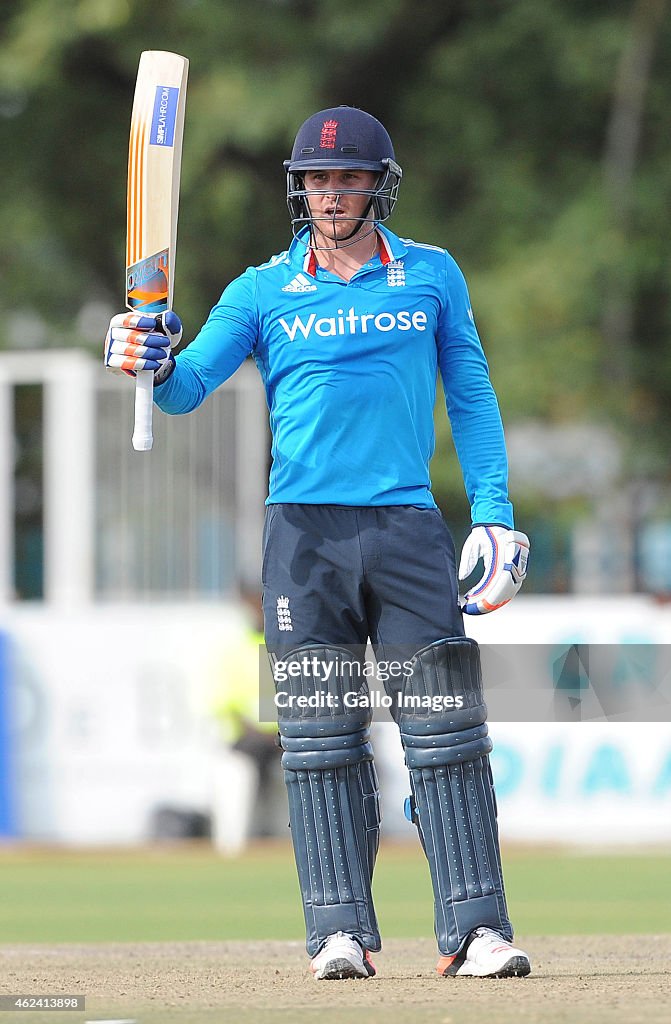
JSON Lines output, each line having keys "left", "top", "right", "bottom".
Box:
{"left": 436, "top": 954, "right": 457, "bottom": 975}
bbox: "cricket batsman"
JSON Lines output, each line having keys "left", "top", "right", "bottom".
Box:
{"left": 105, "top": 105, "right": 531, "bottom": 981}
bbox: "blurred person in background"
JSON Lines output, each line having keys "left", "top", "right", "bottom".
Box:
{"left": 209, "top": 588, "right": 283, "bottom": 855}
{"left": 105, "top": 105, "right": 530, "bottom": 982}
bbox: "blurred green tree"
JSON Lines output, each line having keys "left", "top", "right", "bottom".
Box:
{"left": 1, "top": 0, "right": 670, "bottom": 590}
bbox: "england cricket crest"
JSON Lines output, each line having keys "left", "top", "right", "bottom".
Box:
{"left": 277, "top": 595, "right": 293, "bottom": 631}
{"left": 386, "top": 260, "right": 405, "bottom": 288}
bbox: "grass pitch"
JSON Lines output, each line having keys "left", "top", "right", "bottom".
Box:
{"left": 0, "top": 841, "right": 668, "bottom": 943}
{"left": 0, "top": 845, "right": 669, "bottom": 1024}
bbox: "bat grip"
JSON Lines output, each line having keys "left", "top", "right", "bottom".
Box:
{"left": 132, "top": 370, "right": 154, "bottom": 451}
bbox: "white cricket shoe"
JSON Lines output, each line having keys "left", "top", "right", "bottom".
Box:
{"left": 437, "top": 927, "right": 531, "bottom": 978}
{"left": 310, "top": 931, "right": 377, "bottom": 980}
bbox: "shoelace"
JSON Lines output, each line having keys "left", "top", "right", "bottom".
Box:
{"left": 321, "top": 931, "right": 359, "bottom": 954}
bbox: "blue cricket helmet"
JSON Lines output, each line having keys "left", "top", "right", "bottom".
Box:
{"left": 284, "top": 106, "right": 403, "bottom": 237}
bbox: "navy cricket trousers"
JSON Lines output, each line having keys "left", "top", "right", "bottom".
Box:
{"left": 262, "top": 504, "right": 465, "bottom": 672}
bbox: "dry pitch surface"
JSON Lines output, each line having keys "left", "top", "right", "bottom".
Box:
{"left": 1, "top": 935, "right": 669, "bottom": 1024}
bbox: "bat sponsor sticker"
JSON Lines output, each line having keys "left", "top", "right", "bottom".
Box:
{"left": 126, "top": 249, "right": 170, "bottom": 311}
{"left": 150, "top": 85, "right": 179, "bottom": 146}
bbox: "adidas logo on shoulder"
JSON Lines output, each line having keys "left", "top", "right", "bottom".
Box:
{"left": 282, "top": 273, "right": 317, "bottom": 293}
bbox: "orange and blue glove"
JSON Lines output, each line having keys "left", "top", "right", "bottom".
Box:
{"left": 104, "top": 310, "right": 182, "bottom": 383}
{"left": 459, "top": 525, "right": 530, "bottom": 615}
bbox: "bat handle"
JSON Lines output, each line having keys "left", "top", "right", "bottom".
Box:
{"left": 132, "top": 370, "right": 154, "bottom": 451}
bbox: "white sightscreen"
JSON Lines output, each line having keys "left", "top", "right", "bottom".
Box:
{"left": 0, "top": 352, "right": 268, "bottom": 603}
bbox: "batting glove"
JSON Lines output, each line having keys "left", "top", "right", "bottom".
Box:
{"left": 104, "top": 310, "right": 182, "bottom": 382}
{"left": 459, "top": 525, "right": 530, "bottom": 615}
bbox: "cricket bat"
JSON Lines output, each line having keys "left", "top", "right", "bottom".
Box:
{"left": 126, "top": 50, "right": 188, "bottom": 451}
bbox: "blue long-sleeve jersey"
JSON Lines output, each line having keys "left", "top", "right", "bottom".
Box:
{"left": 155, "top": 225, "right": 513, "bottom": 525}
